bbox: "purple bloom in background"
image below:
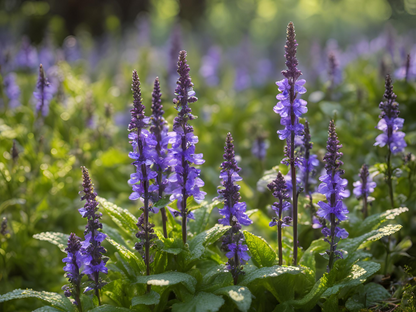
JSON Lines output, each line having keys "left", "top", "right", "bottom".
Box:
{"left": 34, "top": 64, "right": 53, "bottom": 116}
{"left": 79, "top": 167, "right": 107, "bottom": 302}
{"left": 251, "top": 135, "right": 269, "bottom": 161}
{"left": 395, "top": 47, "right": 416, "bottom": 81}
{"left": 317, "top": 120, "right": 349, "bottom": 272}
{"left": 165, "top": 50, "right": 206, "bottom": 243}
{"left": 62, "top": 233, "right": 84, "bottom": 307}
{"left": 234, "top": 67, "right": 251, "bottom": 91}
{"left": 63, "top": 36, "right": 81, "bottom": 63}
{"left": 375, "top": 75, "right": 406, "bottom": 154}
{"left": 3, "top": 73, "right": 20, "bottom": 108}
{"left": 268, "top": 172, "right": 292, "bottom": 265}
{"left": 217, "top": 133, "right": 252, "bottom": 284}
{"left": 199, "top": 46, "right": 221, "bottom": 86}
{"left": 353, "top": 164, "right": 376, "bottom": 217}
{"left": 15, "top": 37, "right": 38, "bottom": 70}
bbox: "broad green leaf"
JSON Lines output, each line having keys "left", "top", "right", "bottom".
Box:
{"left": 97, "top": 197, "right": 137, "bottom": 236}
{"left": 131, "top": 290, "right": 160, "bottom": 306}
{"left": 243, "top": 230, "right": 277, "bottom": 267}
{"left": 136, "top": 271, "right": 197, "bottom": 293}
{"left": 345, "top": 283, "right": 390, "bottom": 311}
{"left": 172, "top": 292, "right": 225, "bottom": 312}
{"left": 153, "top": 198, "right": 171, "bottom": 209}
{"left": 323, "top": 261, "right": 381, "bottom": 297}
{"left": 322, "top": 294, "right": 338, "bottom": 311}
{"left": 102, "top": 224, "right": 129, "bottom": 248}
{"left": 33, "top": 232, "right": 69, "bottom": 253}
{"left": 199, "top": 265, "right": 233, "bottom": 292}
{"left": 213, "top": 286, "right": 252, "bottom": 312}
{"left": 189, "top": 224, "right": 231, "bottom": 261}
{"left": 299, "top": 239, "right": 328, "bottom": 272}
{"left": 352, "top": 207, "right": 408, "bottom": 236}
{"left": 89, "top": 305, "right": 134, "bottom": 311}
{"left": 158, "top": 236, "right": 186, "bottom": 255}
{"left": 33, "top": 307, "right": 63, "bottom": 312}
{"left": 0, "top": 289, "right": 75, "bottom": 312}
{"left": 189, "top": 200, "right": 220, "bottom": 234}
{"left": 106, "top": 237, "right": 145, "bottom": 277}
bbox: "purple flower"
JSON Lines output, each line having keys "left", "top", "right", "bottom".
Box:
{"left": 353, "top": 164, "right": 376, "bottom": 198}
{"left": 199, "top": 46, "right": 221, "bottom": 86}
{"left": 251, "top": 136, "right": 269, "bottom": 161}
{"left": 374, "top": 75, "right": 406, "bottom": 154}
{"left": 217, "top": 133, "right": 252, "bottom": 284}
{"left": 79, "top": 167, "right": 107, "bottom": 299}
{"left": 298, "top": 121, "right": 319, "bottom": 196}
{"left": 62, "top": 233, "right": 84, "bottom": 306}
{"left": 33, "top": 64, "right": 54, "bottom": 116}
{"left": 15, "top": 37, "right": 38, "bottom": 70}
{"left": 166, "top": 50, "right": 206, "bottom": 244}
{"left": 3, "top": 73, "right": 20, "bottom": 108}
{"left": 317, "top": 121, "right": 349, "bottom": 272}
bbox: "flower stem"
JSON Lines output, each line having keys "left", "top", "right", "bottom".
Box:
{"left": 290, "top": 137, "right": 298, "bottom": 265}
{"left": 158, "top": 171, "right": 168, "bottom": 238}
{"left": 386, "top": 148, "right": 395, "bottom": 208}
{"left": 327, "top": 213, "right": 336, "bottom": 272}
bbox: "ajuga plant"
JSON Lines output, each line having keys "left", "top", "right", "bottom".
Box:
{"left": 34, "top": 64, "right": 53, "bottom": 117}
{"left": 149, "top": 77, "right": 170, "bottom": 238}
{"left": 79, "top": 166, "right": 108, "bottom": 304}
{"left": 374, "top": 74, "right": 406, "bottom": 208}
{"left": 353, "top": 164, "right": 376, "bottom": 218}
{"left": 217, "top": 133, "right": 252, "bottom": 284}
{"left": 274, "top": 21, "right": 307, "bottom": 265}
{"left": 166, "top": 50, "right": 206, "bottom": 244}
{"left": 127, "top": 70, "right": 157, "bottom": 286}
{"left": 62, "top": 233, "right": 84, "bottom": 310}
{"left": 268, "top": 172, "right": 291, "bottom": 265}
{"left": 317, "top": 120, "right": 349, "bottom": 272}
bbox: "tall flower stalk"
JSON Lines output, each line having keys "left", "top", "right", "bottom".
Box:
{"left": 34, "top": 64, "right": 53, "bottom": 117}
{"left": 166, "top": 50, "right": 206, "bottom": 244}
{"left": 274, "top": 22, "right": 307, "bottom": 265}
{"left": 374, "top": 74, "right": 406, "bottom": 208}
{"left": 353, "top": 164, "right": 376, "bottom": 218}
{"left": 149, "top": 77, "right": 170, "bottom": 238}
{"left": 127, "top": 71, "right": 156, "bottom": 289}
{"left": 317, "top": 121, "right": 349, "bottom": 272}
{"left": 218, "top": 133, "right": 252, "bottom": 284}
{"left": 268, "top": 172, "right": 292, "bottom": 265}
{"left": 62, "top": 233, "right": 84, "bottom": 311}
{"left": 79, "top": 167, "right": 107, "bottom": 304}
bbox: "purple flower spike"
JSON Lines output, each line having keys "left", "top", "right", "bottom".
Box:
{"left": 79, "top": 167, "right": 107, "bottom": 303}
{"left": 15, "top": 37, "right": 38, "bottom": 70}
{"left": 34, "top": 64, "right": 53, "bottom": 117}
{"left": 62, "top": 233, "right": 84, "bottom": 307}
{"left": 3, "top": 73, "right": 21, "bottom": 108}
{"left": 165, "top": 50, "right": 206, "bottom": 244}
{"left": 353, "top": 164, "right": 376, "bottom": 218}
{"left": 374, "top": 75, "right": 406, "bottom": 154}
{"left": 268, "top": 172, "right": 292, "bottom": 265}
{"left": 217, "top": 133, "right": 252, "bottom": 284}
{"left": 317, "top": 121, "right": 349, "bottom": 272}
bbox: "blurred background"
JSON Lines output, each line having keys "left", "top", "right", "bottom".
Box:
{"left": 1, "top": 0, "right": 416, "bottom": 310}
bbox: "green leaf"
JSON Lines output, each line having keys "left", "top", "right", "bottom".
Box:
{"left": 323, "top": 261, "right": 381, "bottom": 297}
{"left": 89, "top": 305, "right": 134, "bottom": 311}
{"left": 189, "top": 200, "right": 219, "bottom": 234}
{"left": 153, "top": 198, "right": 171, "bottom": 209}
{"left": 131, "top": 290, "right": 160, "bottom": 306}
{"left": 158, "top": 236, "right": 186, "bottom": 255}
{"left": 136, "top": 271, "right": 197, "bottom": 294}
{"left": 199, "top": 265, "right": 233, "bottom": 292}
{"left": 213, "top": 286, "right": 252, "bottom": 312}
{"left": 243, "top": 230, "right": 277, "bottom": 267}
{"left": 33, "top": 307, "right": 63, "bottom": 312}
{"left": 0, "top": 289, "right": 75, "bottom": 311}
{"left": 33, "top": 232, "right": 69, "bottom": 253}
{"left": 322, "top": 294, "right": 338, "bottom": 311}
{"left": 106, "top": 237, "right": 145, "bottom": 277}
{"left": 97, "top": 197, "right": 137, "bottom": 236}
{"left": 189, "top": 224, "right": 231, "bottom": 262}
{"left": 299, "top": 239, "right": 328, "bottom": 272}
{"left": 171, "top": 292, "right": 225, "bottom": 312}
{"left": 345, "top": 283, "right": 391, "bottom": 311}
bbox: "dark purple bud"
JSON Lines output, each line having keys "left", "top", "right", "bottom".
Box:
{"left": 282, "top": 22, "right": 302, "bottom": 82}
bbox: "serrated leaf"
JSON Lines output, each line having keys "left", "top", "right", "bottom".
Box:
{"left": 153, "top": 198, "right": 171, "bottom": 209}
{"left": 159, "top": 237, "right": 186, "bottom": 255}
{"left": 199, "top": 265, "right": 233, "bottom": 292}
{"left": 322, "top": 294, "right": 338, "bottom": 311}
{"left": 97, "top": 197, "right": 137, "bottom": 236}
{"left": 323, "top": 261, "right": 381, "bottom": 297}
{"left": 345, "top": 282, "right": 390, "bottom": 311}
{"left": 213, "top": 286, "right": 252, "bottom": 312}
{"left": 33, "top": 232, "right": 69, "bottom": 253}
{"left": 189, "top": 224, "right": 231, "bottom": 262}
{"left": 189, "top": 200, "right": 219, "bottom": 234}
{"left": 0, "top": 289, "right": 75, "bottom": 311}
{"left": 106, "top": 237, "right": 145, "bottom": 277}
{"left": 33, "top": 307, "right": 63, "bottom": 312}
{"left": 299, "top": 239, "right": 328, "bottom": 272}
{"left": 89, "top": 305, "right": 134, "bottom": 311}
{"left": 136, "top": 271, "right": 197, "bottom": 293}
{"left": 243, "top": 231, "right": 276, "bottom": 267}
{"left": 131, "top": 290, "right": 160, "bottom": 306}
{"left": 172, "top": 292, "right": 225, "bottom": 312}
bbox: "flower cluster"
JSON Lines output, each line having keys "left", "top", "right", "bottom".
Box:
{"left": 217, "top": 133, "right": 252, "bottom": 284}
{"left": 299, "top": 121, "right": 319, "bottom": 193}
{"left": 15, "top": 37, "right": 38, "bottom": 70}
{"left": 353, "top": 164, "right": 376, "bottom": 199}
{"left": 165, "top": 50, "right": 206, "bottom": 242}
{"left": 317, "top": 121, "right": 349, "bottom": 271}
{"left": 62, "top": 233, "right": 84, "bottom": 308}
{"left": 374, "top": 75, "right": 406, "bottom": 154}
{"left": 34, "top": 64, "right": 53, "bottom": 117}
{"left": 79, "top": 167, "right": 107, "bottom": 298}
{"left": 3, "top": 73, "right": 20, "bottom": 108}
